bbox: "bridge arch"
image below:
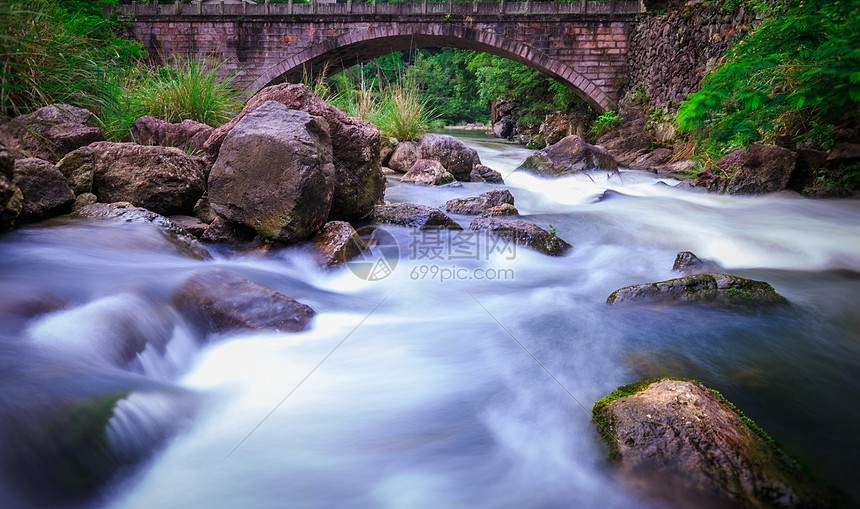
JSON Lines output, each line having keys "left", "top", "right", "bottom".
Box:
{"left": 250, "top": 26, "right": 612, "bottom": 112}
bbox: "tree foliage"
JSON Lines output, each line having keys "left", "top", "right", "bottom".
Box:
{"left": 677, "top": 0, "right": 860, "bottom": 153}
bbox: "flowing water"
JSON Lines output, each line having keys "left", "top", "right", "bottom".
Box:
{"left": 1, "top": 132, "right": 859, "bottom": 508}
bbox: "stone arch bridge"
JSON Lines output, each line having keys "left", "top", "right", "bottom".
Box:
{"left": 119, "top": 0, "right": 643, "bottom": 111}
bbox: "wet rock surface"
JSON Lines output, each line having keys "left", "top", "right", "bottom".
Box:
{"left": 73, "top": 202, "right": 211, "bottom": 260}
{"left": 517, "top": 135, "right": 618, "bottom": 177}
{"left": 206, "top": 84, "right": 383, "bottom": 221}
{"left": 373, "top": 203, "right": 462, "bottom": 230}
{"left": 469, "top": 217, "right": 571, "bottom": 256}
{"left": 170, "top": 270, "right": 315, "bottom": 337}
{"left": 446, "top": 189, "right": 515, "bottom": 215}
{"left": 89, "top": 142, "right": 206, "bottom": 216}
{"left": 607, "top": 273, "right": 788, "bottom": 306}
{"left": 208, "top": 102, "right": 335, "bottom": 242}
{"left": 311, "top": 220, "right": 367, "bottom": 266}
{"left": 593, "top": 378, "right": 835, "bottom": 509}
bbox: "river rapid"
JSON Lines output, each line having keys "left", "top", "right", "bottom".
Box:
{"left": 1, "top": 132, "right": 859, "bottom": 508}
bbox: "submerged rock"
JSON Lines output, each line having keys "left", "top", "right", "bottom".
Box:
{"left": 208, "top": 101, "right": 335, "bottom": 242}
{"left": 401, "top": 159, "right": 454, "bottom": 186}
{"left": 373, "top": 203, "right": 462, "bottom": 230}
{"left": 446, "top": 189, "right": 515, "bottom": 215}
{"left": 74, "top": 202, "right": 211, "bottom": 260}
{"left": 593, "top": 378, "right": 835, "bottom": 509}
{"left": 606, "top": 273, "right": 787, "bottom": 306}
{"left": 311, "top": 221, "right": 367, "bottom": 267}
{"left": 517, "top": 135, "right": 618, "bottom": 177}
{"left": 171, "top": 270, "right": 315, "bottom": 337}
{"left": 469, "top": 217, "right": 571, "bottom": 256}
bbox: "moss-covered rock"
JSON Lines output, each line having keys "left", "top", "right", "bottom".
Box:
{"left": 607, "top": 273, "right": 788, "bottom": 307}
{"left": 593, "top": 378, "right": 836, "bottom": 508}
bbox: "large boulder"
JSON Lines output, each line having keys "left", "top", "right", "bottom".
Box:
{"left": 170, "top": 270, "right": 315, "bottom": 337}
{"left": 469, "top": 217, "right": 571, "bottom": 256}
{"left": 593, "top": 378, "right": 834, "bottom": 508}
{"left": 401, "top": 159, "right": 454, "bottom": 186}
{"left": 607, "top": 273, "right": 788, "bottom": 306}
{"left": 373, "top": 203, "right": 462, "bottom": 230}
{"left": 446, "top": 189, "right": 515, "bottom": 215}
{"left": 127, "top": 116, "right": 214, "bottom": 155}
{"left": 387, "top": 140, "right": 421, "bottom": 173}
{"left": 12, "top": 157, "right": 75, "bottom": 222}
{"left": 517, "top": 135, "right": 618, "bottom": 177}
{"left": 89, "top": 142, "right": 205, "bottom": 216}
{"left": 74, "top": 202, "right": 211, "bottom": 260}
{"left": 311, "top": 221, "right": 368, "bottom": 267}
{"left": 205, "top": 84, "right": 383, "bottom": 221}
{"left": 469, "top": 164, "right": 504, "bottom": 184}
{"left": 418, "top": 133, "right": 481, "bottom": 181}
{"left": 690, "top": 145, "right": 798, "bottom": 195}
{"left": 207, "top": 101, "right": 335, "bottom": 242}
{"left": 0, "top": 104, "right": 104, "bottom": 163}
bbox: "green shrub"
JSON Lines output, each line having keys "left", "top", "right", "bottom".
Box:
{"left": 677, "top": 0, "right": 860, "bottom": 155}
{"left": 588, "top": 110, "right": 623, "bottom": 139}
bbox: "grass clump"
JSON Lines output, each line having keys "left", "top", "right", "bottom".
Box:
{"left": 0, "top": 0, "right": 140, "bottom": 119}
{"left": 1, "top": 1, "right": 243, "bottom": 141}
{"left": 104, "top": 56, "right": 244, "bottom": 140}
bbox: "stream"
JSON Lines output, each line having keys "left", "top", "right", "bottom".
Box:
{"left": 1, "top": 131, "right": 859, "bottom": 508}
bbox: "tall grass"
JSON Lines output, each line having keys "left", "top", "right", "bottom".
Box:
{"left": 317, "top": 67, "right": 438, "bottom": 141}
{"left": 1, "top": 0, "right": 243, "bottom": 140}
{"left": 374, "top": 76, "right": 438, "bottom": 141}
{"left": 104, "top": 56, "right": 244, "bottom": 139}
{"left": 0, "top": 0, "right": 121, "bottom": 118}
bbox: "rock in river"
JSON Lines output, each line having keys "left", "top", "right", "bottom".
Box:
{"left": 469, "top": 217, "right": 570, "bottom": 256}
{"left": 207, "top": 101, "right": 335, "bottom": 242}
{"left": 517, "top": 135, "right": 618, "bottom": 177}
{"left": 373, "top": 203, "right": 462, "bottom": 230}
{"left": 593, "top": 378, "right": 835, "bottom": 508}
{"left": 607, "top": 273, "right": 788, "bottom": 306}
{"left": 311, "top": 220, "right": 368, "bottom": 267}
{"left": 171, "top": 270, "right": 315, "bottom": 337}
{"left": 206, "top": 84, "right": 383, "bottom": 221}
{"left": 446, "top": 189, "right": 515, "bottom": 215}
{"left": 401, "top": 159, "right": 454, "bottom": 186}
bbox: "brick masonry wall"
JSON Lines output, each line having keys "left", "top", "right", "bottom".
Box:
{"left": 127, "top": 12, "right": 638, "bottom": 111}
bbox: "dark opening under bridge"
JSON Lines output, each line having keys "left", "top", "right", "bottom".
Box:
{"left": 119, "top": 0, "right": 645, "bottom": 111}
